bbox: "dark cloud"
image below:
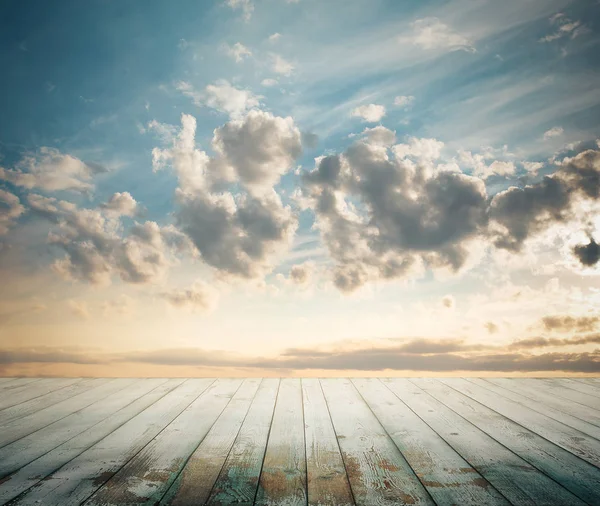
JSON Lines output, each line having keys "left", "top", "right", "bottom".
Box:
{"left": 0, "top": 189, "right": 25, "bottom": 235}
{"left": 573, "top": 238, "right": 600, "bottom": 267}
{"left": 510, "top": 334, "right": 600, "bottom": 349}
{"left": 541, "top": 315, "right": 599, "bottom": 333}
{"left": 160, "top": 282, "right": 219, "bottom": 312}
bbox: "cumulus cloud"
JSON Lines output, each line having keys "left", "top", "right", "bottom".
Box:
{"left": 394, "top": 95, "right": 415, "bottom": 108}
{"left": 177, "top": 80, "right": 260, "bottom": 119}
{"left": 0, "top": 189, "right": 25, "bottom": 235}
{"left": 271, "top": 53, "right": 294, "bottom": 76}
{"left": 100, "top": 192, "right": 138, "bottom": 217}
{"left": 458, "top": 149, "right": 515, "bottom": 179}
{"left": 225, "top": 0, "right": 253, "bottom": 21}
{"left": 361, "top": 126, "right": 396, "bottom": 147}
{"left": 541, "top": 314, "right": 599, "bottom": 333}
{"left": 161, "top": 281, "right": 219, "bottom": 312}
{"left": 441, "top": 295, "right": 455, "bottom": 308}
{"left": 289, "top": 262, "right": 313, "bottom": 285}
{"left": 351, "top": 104, "right": 386, "bottom": 123}
{"left": 224, "top": 42, "right": 252, "bottom": 62}
{"left": 543, "top": 126, "right": 564, "bottom": 140}
{"left": 300, "top": 136, "right": 488, "bottom": 291}
{"left": 0, "top": 147, "right": 106, "bottom": 193}
{"left": 411, "top": 18, "right": 475, "bottom": 52}
{"left": 573, "top": 238, "right": 600, "bottom": 267}
{"left": 152, "top": 112, "right": 301, "bottom": 278}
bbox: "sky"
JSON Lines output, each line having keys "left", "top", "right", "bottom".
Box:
{"left": 1, "top": 0, "right": 600, "bottom": 377}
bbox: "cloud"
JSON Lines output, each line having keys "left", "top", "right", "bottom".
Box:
{"left": 152, "top": 112, "right": 301, "bottom": 278}
{"left": 411, "top": 18, "right": 475, "bottom": 52}
{"left": 28, "top": 194, "right": 186, "bottom": 285}
{"left": 543, "top": 126, "right": 564, "bottom": 140}
{"left": 361, "top": 126, "right": 396, "bottom": 147}
{"left": 510, "top": 334, "right": 600, "bottom": 349}
{"left": 261, "top": 78, "right": 278, "bottom": 87}
{"left": 573, "top": 238, "right": 600, "bottom": 267}
{"left": 68, "top": 299, "right": 90, "bottom": 319}
{"left": 0, "top": 189, "right": 25, "bottom": 235}
{"left": 100, "top": 192, "right": 138, "bottom": 217}
{"left": 177, "top": 80, "right": 260, "bottom": 119}
{"left": 271, "top": 53, "right": 294, "bottom": 76}
{"left": 301, "top": 137, "right": 488, "bottom": 291}
{"left": 102, "top": 295, "right": 135, "bottom": 316}
{"left": 539, "top": 15, "right": 586, "bottom": 43}
{"left": 351, "top": 104, "right": 386, "bottom": 123}
{"left": 458, "top": 150, "right": 516, "bottom": 179}
{"left": 441, "top": 295, "right": 455, "bottom": 309}
{"left": 541, "top": 315, "right": 599, "bottom": 333}
{"left": 225, "top": 0, "right": 253, "bottom": 22}
{"left": 485, "top": 322, "right": 499, "bottom": 334}
{"left": 268, "top": 33, "right": 281, "bottom": 43}
{"left": 394, "top": 95, "right": 415, "bottom": 108}
{"left": 0, "top": 147, "right": 105, "bottom": 193}
{"left": 289, "top": 262, "right": 313, "bottom": 285}
{"left": 161, "top": 281, "right": 219, "bottom": 312}
{"left": 224, "top": 42, "right": 252, "bottom": 62}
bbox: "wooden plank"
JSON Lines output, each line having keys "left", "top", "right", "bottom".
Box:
{"left": 0, "top": 378, "right": 125, "bottom": 448}
{"left": 84, "top": 378, "right": 244, "bottom": 506}
{"left": 321, "top": 378, "right": 434, "bottom": 506}
{"left": 0, "top": 378, "right": 17, "bottom": 386}
{"left": 0, "top": 378, "right": 82, "bottom": 411}
{"left": 384, "top": 378, "right": 585, "bottom": 506}
{"left": 302, "top": 378, "right": 354, "bottom": 506}
{"left": 0, "top": 379, "right": 185, "bottom": 505}
{"left": 440, "top": 378, "right": 600, "bottom": 468}
{"left": 0, "top": 379, "right": 165, "bottom": 478}
{"left": 204, "top": 379, "right": 279, "bottom": 506}
{"left": 9, "top": 379, "right": 214, "bottom": 506}
{"left": 563, "top": 378, "right": 600, "bottom": 397}
{"left": 521, "top": 378, "right": 600, "bottom": 410}
{"left": 354, "top": 378, "right": 509, "bottom": 506}
{"left": 0, "top": 378, "right": 43, "bottom": 391}
{"left": 478, "top": 378, "right": 600, "bottom": 435}
{"left": 0, "top": 378, "right": 102, "bottom": 425}
{"left": 159, "top": 378, "right": 263, "bottom": 506}
{"left": 416, "top": 378, "right": 600, "bottom": 505}
{"left": 255, "top": 378, "right": 307, "bottom": 506}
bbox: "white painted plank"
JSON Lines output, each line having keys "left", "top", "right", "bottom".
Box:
{"left": 255, "top": 378, "right": 307, "bottom": 506}
{"left": 0, "top": 378, "right": 81, "bottom": 411}
{"left": 384, "top": 378, "right": 585, "bottom": 506}
{"left": 440, "top": 378, "right": 600, "bottom": 468}
{"left": 322, "top": 378, "right": 434, "bottom": 506}
{"left": 0, "top": 379, "right": 43, "bottom": 391}
{"left": 9, "top": 379, "right": 214, "bottom": 506}
{"left": 563, "top": 378, "right": 600, "bottom": 397}
{"left": 0, "top": 379, "right": 165, "bottom": 478}
{"left": 204, "top": 379, "right": 279, "bottom": 506}
{"left": 302, "top": 378, "right": 354, "bottom": 506}
{"left": 354, "top": 378, "right": 509, "bottom": 506}
{"left": 0, "top": 378, "right": 126, "bottom": 448}
{"left": 478, "top": 378, "right": 600, "bottom": 435}
{"left": 0, "top": 378, "right": 102, "bottom": 425}
{"left": 417, "top": 378, "right": 600, "bottom": 505}
{"left": 159, "top": 378, "right": 262, "bottom": 506}
{"left": 84, "top": 378, "right": 244, "bottom": 506}
{"left": 533, "top": 378, "right": 600, "bottom": 405}
{"left": 0, "top": 379, "right": 185, "bottom": 505}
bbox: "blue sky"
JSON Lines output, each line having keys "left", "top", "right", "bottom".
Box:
{"left": 1, "top": 0, "right": 600, "bottom": 376}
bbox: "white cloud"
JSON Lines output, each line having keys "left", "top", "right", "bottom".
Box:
{"left": 351, "top": 104, "right": 386, "bottom": 123}
{"left": 411, "top": 18, "right": 475, "bottom": 52}
{"left": 393, "top": 137, "right": 444, "bottom": 162}
{"left": 225, "top": 0, "right": 254, "bottom": 21}
{"left": 393, "top": 95, "right": 415, "bottom": 108}
{"left": 224, "top": 42, "right": 252, "bottom": 62}
{"left": 540, "top": 15, "right": 586, "bottom": 43}
{"left": 261, "top": 78, "right": 278, "bottom": 87}
{"left": 0, "top": 147, "right": 105, "bottom": 193}
{"left": 268, "top": 33, "right": 281, "bottom": 43}
{"left": 100, "top": 192, "right": 138, "bottom": 217}
{"left": 68, "top": 299, "right": 90, "bottom": 319}
{"left": 544, "top": 126, "right": 564, "bottom": 140}
{"left": 177, "top": 80, "right": 260, "bottom": 119}
{"left": 271, "top": 54, "right": 294, "bottom": 76}
{"left": 161, "top": 281, "right": 219, "bottom": 312}
{"left": 361, "top": 126, "right": 396, "bottom": 147}
{"left": 0, "top": 189, "right": 25, "bottom": 235}
{"left": 522, "top": 161, "right": 544, "bottom": 175}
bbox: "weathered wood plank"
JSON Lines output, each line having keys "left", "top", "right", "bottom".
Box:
{"left": 478, "top": 378, "right": 600, "bottom": 435}
{"left": 0, "top": 378, "right": 42, "bottom": 391}
{"left": 417, "top": 378, "right": 599, "bottom": 505}
{"left": 533, "top": 378, "right": 600, "bottom": 406}
{"left": 440, "top": 378, "right": 600, "bottom": 468}
{"left": 384, "top": 378, "right": 585, "bottom": 506}
{"left": 302, "top": 378, "right": 354, "bottom": 506}
{"left": 0, "top": 378, "right": 125, "bottom": 448}
{"left": 84, "top": 378, "right": 244, "bottom": 506}
{"left": 354, "top": 378, "right": 509, "bottom": 506}
{"left": 9, "top": 379, "right": 214, "bottom": 506}
{"left": 562, "top": 378, "right": 600, "bottom": 397}
{"left": 322, "top": 378, "right": 434, "bottom": 506}
{"left": 0, "top": 379, "right": 185, "bottom": 505}
{"left": 0, "top": 378, "right": 82, "bottom": 411}
{"left": 204, "top": 379, "right": 279, "bottom": 506}
{"left": 0, "top": 378, "right": 101, "bottom": 425}
{"left": 255, "top": 378, "right": 307, "bottom": 506}
{"left": 0, "top": 379, "right": 165, "bottom": 478}
{"left": 160, "top": 378, "right": 262, "bottom": 506}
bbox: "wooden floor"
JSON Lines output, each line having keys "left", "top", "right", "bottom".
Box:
{"left": 0, "top": 379, "right": 599, "bottom": 505}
